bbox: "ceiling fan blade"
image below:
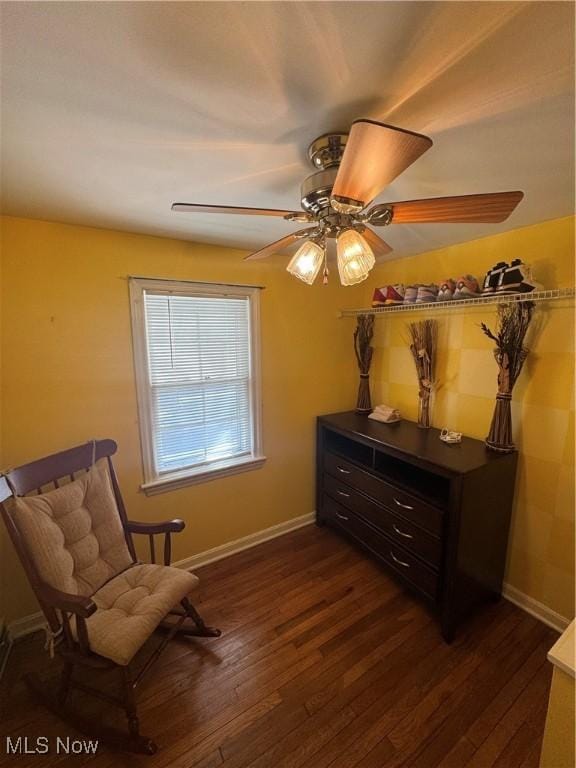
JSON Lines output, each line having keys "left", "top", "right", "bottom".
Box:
{"left": 384, "top": 191, "right": 524, "bottom": 224}
{"left": 360, "top": 228, "right": 394, "bottom": 258}
{"left": 331, "top": 120, "right": 433, "bottom": 213}
{"left": 243, "top": 228, "right": 317, "bottom": 261}
{"left": 172, "top": 202, "right": 310, "bottom": 220}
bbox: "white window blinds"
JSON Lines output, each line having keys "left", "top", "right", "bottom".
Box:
{"left": 130, "top": 278, "right": 263, "bottom": 491}
{"left": 143, "top": 291, "right": 253, "bottom": 474}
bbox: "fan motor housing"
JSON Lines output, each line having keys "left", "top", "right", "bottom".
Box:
{"left": 300, "top": 168, "right": 337, "bottom": 216}
{"left": 307, "top": 132, "right": 348, "bottom": 170}
{"left": 301, "top": 132, "right": 350, "bottom": 217}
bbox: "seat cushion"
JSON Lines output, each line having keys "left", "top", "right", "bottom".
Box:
{"left": 9, "top": 464, "right": 133, "bottom": 596}
{"left": 84, "top": 563, "right": 199, "bottom": 665}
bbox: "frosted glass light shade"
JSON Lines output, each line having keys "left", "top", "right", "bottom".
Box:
{"left": 286, "top": 240, "right": 324, "bottom": 285}
{"left": 336, "top": 229, "right": 375, "bottom": 286}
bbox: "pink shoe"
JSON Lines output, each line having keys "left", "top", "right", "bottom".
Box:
{"left": 372, "top": 287, "right": 388, "bottom": 307}
{"left": 384, "top": 284, "right": 406, "bottom": 305}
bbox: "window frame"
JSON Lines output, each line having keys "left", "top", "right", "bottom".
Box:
{"left": 129, "top": 276, "right": 265, "bottom": 495}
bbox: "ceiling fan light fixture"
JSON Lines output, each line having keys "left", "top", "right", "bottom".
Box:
{"left": 286, "top": 239, "right": 325, "bottom": 285}
{"left": 336, "top": 228, "right": 375, "bottom": 286}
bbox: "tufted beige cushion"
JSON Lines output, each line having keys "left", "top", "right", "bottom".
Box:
{"left": 81, "top": 564, "right": 199, "bottom": 665}
{"left": 9, "top": 464, "right": 133, "bottom": 596}
{"left": 9, "top": 464, "right": 201, "bottom": 666}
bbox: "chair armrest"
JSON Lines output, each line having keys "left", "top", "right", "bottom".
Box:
{"left": 126, "top": 519, "right": 185, "bottom": 535}
{"left": 38, "top": 583, "right": 97, "bottom": 619}
{"left": 125, "top": 519, "right": 185, "bottom": 566}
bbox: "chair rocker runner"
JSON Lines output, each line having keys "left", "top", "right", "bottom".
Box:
{"left": 0, "top": 439, "right": 221, "bottom": 754}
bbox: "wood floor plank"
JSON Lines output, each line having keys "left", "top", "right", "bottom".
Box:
{"left": 308, "top": 605, "right": 514, "bottom": 768}
{"left": 219, "top": 702, "right": 310, "bottom": 768}
{"left": 435, "top": 736, "right": 478, "bottom": 768}
{"left": 401, "top": 623, "right": 549, "bottom": 768}
{"left": 464, "top": 664, "right": 552, "bottom": 768}
{"left": 358, "top": 737, "right": 398, "bottom": 768}
{"left": 0, "top": 525, "right": 556, "bottom": 768}
{"left": 239, "top": 700, "right": 356, "bottom": 768}
{"left": 465, "top": 636, "right": 552, "bottom": 748}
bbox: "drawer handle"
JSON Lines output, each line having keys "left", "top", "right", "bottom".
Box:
{"left": 393, "top": 497, "right": 414, "bottom": 511}
{"left": 392, "top": 524, "right": 413, "bottom": 540}
{"left": 335, "top": 511, "right": 349, "bottom": 521}
{"left": 337, "top": 466, "right": 351, "bottom": 475}
{"left": 337, "top": 490, "right": 351, "bottom": 498}
{"left": 390, "top": 551, "right": 411, "bottom": 568}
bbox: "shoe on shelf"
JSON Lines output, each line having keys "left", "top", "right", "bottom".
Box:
{"left": 482, "top": 262, "right": 508, "bottom": 294}
{"left": 517, "top": 267, "right": 543, "bottom": 294}
{"left": 453, "top": 275, "right": 481, "bottom": 299}
{"left": 496, "top": 259, "right": 543, "bottom": 294}
{"left": 415, "top": 284, "right": 439, "bottom": 303}
{"left": 384, "top": 284, "right": 406, "bottom": 304}
{"left": 372, "top": 287, "right": 389, "bottom": 307}
{"left": 437, "top": 278, "right": 456, "bottom": 301}
{"left": 403, "top": 285, "right": 420, "bottom": 304}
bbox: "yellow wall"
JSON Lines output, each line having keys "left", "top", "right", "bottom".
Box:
{"left": 0, "top": 215, "right": 365, "bottom": 623}
{"left": 540, "top": 667, "right": 575, "bottom": 768}
{"left": 363, "top": 216, "right": 575, "bottom": 620}
{"left": 1, "top": 215, "right": 574, "bottom": 626}
{"left": 0, "top": 232, "right": 4, "bottom": 628}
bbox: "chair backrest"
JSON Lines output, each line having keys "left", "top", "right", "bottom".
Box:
{"left": 0, "top": 440, "right": 137, "bottom": 631}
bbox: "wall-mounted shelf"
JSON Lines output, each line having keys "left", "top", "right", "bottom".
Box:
{"left": 340, "top": 287, "right": 575, "bottom": 318}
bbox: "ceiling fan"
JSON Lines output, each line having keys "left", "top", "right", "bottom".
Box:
{"left": 172, "top": 119, "right": 524, "bottom": 286}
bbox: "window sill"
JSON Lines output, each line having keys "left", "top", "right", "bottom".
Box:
{"left": 140, "top": 455, "right": 267, "bottom": 496}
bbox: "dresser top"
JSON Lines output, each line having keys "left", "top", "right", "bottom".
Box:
{"left": 319, "top": 411, "right": 515, "bottom": 475}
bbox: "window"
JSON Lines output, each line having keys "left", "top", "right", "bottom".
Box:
{"left": 130, "top": 277, "right": 265, "bottom": 494}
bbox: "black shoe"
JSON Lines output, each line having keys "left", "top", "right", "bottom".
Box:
{"left": 497, "top": 259, "right": 532, "bottom": 294}
{"left": 482, "top": 262, "right": 508, "bottom": 293}
{"left": 497, "top": 260, "right": 542, "bottom": 294}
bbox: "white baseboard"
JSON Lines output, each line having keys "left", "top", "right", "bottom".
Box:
{"left": 502, "top": 582, "right": 570, "bottom": 634}
{"left": 8, "top": 610, "right": 45, "bottom": 639}
{"left": 7, "top": 514, "right": 571, "bottom": 640}
{"left": 173, "top": 512, "right": 315, "bottom": 571}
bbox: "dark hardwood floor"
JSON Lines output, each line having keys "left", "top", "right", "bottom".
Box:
{"left": 0, "top": 525, "right": 556, "bottom": 767}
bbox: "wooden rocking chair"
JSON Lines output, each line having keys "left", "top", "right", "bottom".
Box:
{"left": 0, "top": 439, "right": 221, "bottom": 754}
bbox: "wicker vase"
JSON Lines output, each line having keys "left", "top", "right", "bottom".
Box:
{"left": 486, "top": 349, "right": 515, "bottom": 451}
{"left": 486, "top": 393, "right": 514, "bottom": 452}
{"left": 353, "top": 315, "right": 374, "bottom": 415}
{"left": 408, "top": 320, "right": 437, "bottom": 431}
{"left": 480, "top": 305, "right": 534, "bottom": 453}
{"left": 417, "top": 390, "right": 431, "bottom": 429}
{"left": 355, "top": 373, "right": 372, "bottom": 414}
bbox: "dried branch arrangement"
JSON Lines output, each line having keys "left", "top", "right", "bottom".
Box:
{"left": 408, "top": 319, "right": 438, "bottom": 428}
{"left": 353, "top": 314, "right": 375, "bottom": 413}
{"left": 480, "top": 302, "right": 534, "bottom": 452}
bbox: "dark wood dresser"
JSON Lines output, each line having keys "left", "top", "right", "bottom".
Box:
{"left": 316, "top": 411, "right": 518, "bottom": 641}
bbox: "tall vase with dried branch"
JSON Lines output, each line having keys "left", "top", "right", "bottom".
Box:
{"left": 480, "top": 302, "right": 534, "bottom": 452}
{"left": 353, "top": 314, "right": 375, "bottom": 414}
{"left": 408, "top": 319, "right": 438, "bottom": 428}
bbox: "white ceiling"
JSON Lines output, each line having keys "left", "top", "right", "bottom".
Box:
{"left": 1, "top": 1, "right": 574, "bottom": 259}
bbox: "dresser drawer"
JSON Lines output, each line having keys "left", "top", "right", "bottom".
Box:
{"left": 324, "top": 451, "right": 443, "bottom": 535}
{"left": 324, "top": 473, "right": 441, "bottom": 569}
{"left": 323, "top": 495, "right": 438, "bottom": 600}
{"left": 324, "top": 451, "right": 372, "bottom": 488}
